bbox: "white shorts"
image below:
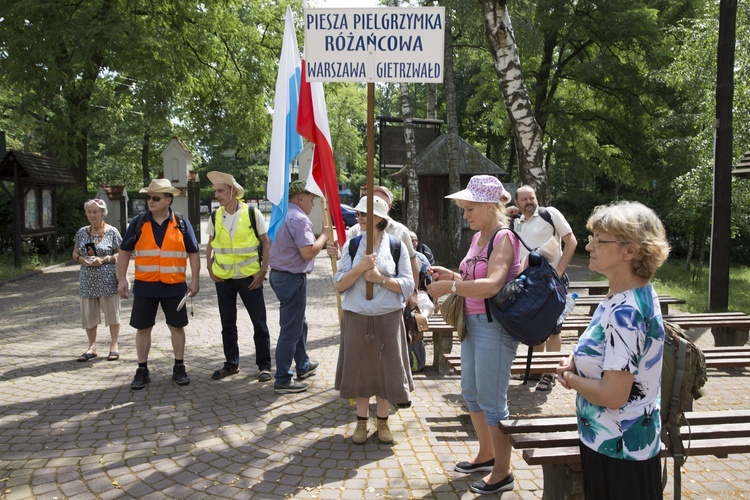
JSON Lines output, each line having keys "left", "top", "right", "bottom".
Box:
{"left": 80, "top": 295, "right": 121, "bottom": 329}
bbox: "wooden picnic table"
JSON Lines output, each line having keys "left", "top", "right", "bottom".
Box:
{"left": 572, "top": 294, "right": 686, "bottom": 314}
{"left": 567, "top": 280, "right": 609, "bottom": 295}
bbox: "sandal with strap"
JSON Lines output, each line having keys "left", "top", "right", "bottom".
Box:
{"left": 106, "top": 351, "right": 120, "bottom": 361}
{"left": 211, "top": 367, "right": 240, "bottom": 380}
{"left": 78, "top": 351, "right": 97, "bottom": 362}
{"left": 535, "top": 374, "right": 556, "bottom": 393}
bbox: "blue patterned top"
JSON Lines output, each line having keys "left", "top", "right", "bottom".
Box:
{"left": 573, "top": 285, "right": 664, "bottom": 461}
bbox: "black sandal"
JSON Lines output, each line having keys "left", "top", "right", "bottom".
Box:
{"left": 535, "top": 373, "right": 556, "bottom": 393}
{"left": 78, "top": 351, "right": 97, "bottom": 362}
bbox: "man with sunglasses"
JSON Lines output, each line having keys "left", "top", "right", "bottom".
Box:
{"left": 118, "top": 178, "right": 200, "bottom": 390}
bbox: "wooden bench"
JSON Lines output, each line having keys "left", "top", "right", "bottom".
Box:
{"left": 562, "top": 311, "right": 750, "bottom": 346}
{"left": 426, "top": 317, "right": 456, "bottom": 375}
{"left": 572, "top": 294, "right": 686, "bottom": 315}
{"left": 444, "top": 346, "right": 750, "bottom": 377}
{"left": 567, "top": 280, "right": 609, "bottom": 295}
{"left": 499, "top": 410, "right": 750, "bottom": 499}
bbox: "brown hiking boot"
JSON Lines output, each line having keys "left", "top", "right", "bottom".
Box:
{"left": 353, "top": 419, "right": 368, "bottom": 445}
{"left": 377, "top": 418, "right": 393, "bottom": 444}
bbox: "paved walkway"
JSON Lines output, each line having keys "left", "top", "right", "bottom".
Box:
{"left": 1, "top": 251, "right": 749, "bottom": 499}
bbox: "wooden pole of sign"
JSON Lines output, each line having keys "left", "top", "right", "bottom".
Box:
{"left": 366, "top": 82, "right": 375, "bottom": 300}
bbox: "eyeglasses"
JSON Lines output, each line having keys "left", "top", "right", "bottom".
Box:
{"left": 147, "top": 195, "right": 163, "bottom": 202}
{"left": 355, "top": 211, "right": 366, "bottom": 218}
{"left": 587, "top": 235, "right": 626, "bottom": 247}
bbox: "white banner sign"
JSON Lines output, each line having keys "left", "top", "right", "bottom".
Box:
{"left": 303, "top": 7, "right": 445, "bottom": 83}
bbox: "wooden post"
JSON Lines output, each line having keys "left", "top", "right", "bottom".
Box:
{"left": 709, "top": 0, "right": 736, "bottom": 311}
{"left": 366, "top": 82, "right": 375, "bottom": 300}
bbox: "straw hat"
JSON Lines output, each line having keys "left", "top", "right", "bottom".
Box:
{"left": 139, "top": 178, "right": 181, "bottom": 196}
{"left": 207, "top": 171, "right": 245, "bottom": 199}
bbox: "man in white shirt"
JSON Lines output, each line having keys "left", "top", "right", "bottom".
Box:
{"left": 512, "top": 185, "right": 578, "bottom": 393}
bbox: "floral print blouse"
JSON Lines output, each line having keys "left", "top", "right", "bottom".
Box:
{"left": 573, "top": 284, "right": 665, "bottom": 461}
{"left": 73, "top": 225, "right": 122, "bottom": 298}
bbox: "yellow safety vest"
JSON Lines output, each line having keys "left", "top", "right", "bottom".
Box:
{"left": 211, "top": 204, "right": 261, "bottom": 279}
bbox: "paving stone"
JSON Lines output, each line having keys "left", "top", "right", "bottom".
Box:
{"left": 2, "top": 250, "right": 749, "bottom": 498}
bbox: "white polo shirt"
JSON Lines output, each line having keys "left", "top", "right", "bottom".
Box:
{"left": 513, "top": 206, "right": 572, "bottom": 268}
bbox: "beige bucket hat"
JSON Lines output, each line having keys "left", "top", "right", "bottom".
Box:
{"left": 207, "top": 171, "right": 245, "bottom": 199}
{"left": 139, "top": 178, "right": 182, "bottom": 196}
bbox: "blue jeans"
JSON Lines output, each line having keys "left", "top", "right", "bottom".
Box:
{"left": 461, "top": 314, "right": 519, "bottom": 426}
{"left": 215, "top": 276, "right": 272, "bottom": 371}
{"left": 269, "top": 270, "right": 313, "bottom": 384}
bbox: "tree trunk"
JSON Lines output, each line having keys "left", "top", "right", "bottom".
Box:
{"left": 399, "top": 82, "right": 420, "bottom": 231}
{"left": 426, "top": 83, "right": 437, "bottom": 119}
{"left": 142, "top": 131, "right": 150, "bottom": 187}
{"left": 479, "top": 0, "right": 548, "bottom": 203}
{"left": 390, "top": 0, "right": 420, "bottom": 231}
{"left": 444, "top": 1, "right": 463, "bottom": 267}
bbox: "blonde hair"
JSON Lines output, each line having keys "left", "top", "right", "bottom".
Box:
{"left": 457, "top": 194, "right": 511, "bottom": 228}
{"left": 586, "top": 201, "right": 670, "bottom": 280}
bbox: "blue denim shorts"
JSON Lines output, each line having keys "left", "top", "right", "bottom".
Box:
{"left": 460, "top": 314, "right": 519, "bottom": 426}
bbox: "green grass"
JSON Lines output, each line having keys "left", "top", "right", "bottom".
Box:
{"left": 653, "top": 259, "right": 750, "bottom": 314}
{"left": 0, "top": 252, "right": 71, "bottom": 283}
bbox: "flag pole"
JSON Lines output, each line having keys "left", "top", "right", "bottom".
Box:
{"left": 366, "top": 82, "right": 375, "bottom": 300}
{"left": 320, "top": 197, "right": 343, "bottom": 322}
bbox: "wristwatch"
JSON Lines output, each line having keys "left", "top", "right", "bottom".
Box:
{"left": 381, "top": 276, "right": 387, "bottom": 285}
{"left": 451, "top": 281, "right": 457, "bottom": 293}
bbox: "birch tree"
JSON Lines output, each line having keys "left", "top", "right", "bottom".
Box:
{"left": 478, "top": 0, "right": 548, "bottom": 201}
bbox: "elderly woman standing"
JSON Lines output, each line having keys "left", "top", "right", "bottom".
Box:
{"left": 427, "top": 175, "right": 522, "bottom": 494}
{"left": 72, "top": 199, "right": 123, "bottom": 362}
{"left": 556, "top": 201, "right": 670, "bottom": 499}
{"left": 334, "top": 196, "right": 415, "bottom": 445}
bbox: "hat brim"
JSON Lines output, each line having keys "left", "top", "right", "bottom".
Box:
{"left": 353, "top": 198, "right": 389, "bottom": 219}
{"left": 445, "top": 190, "right": 498, "bottom": 203}
{"left": 139, "top": 186, "right": 182, "bottom": 196}
{"left": 207, "top": 171, "right": 245, "bottom": 199}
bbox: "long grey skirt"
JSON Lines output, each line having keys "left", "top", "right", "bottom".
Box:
{"left": 335, "top": 308, "right": 414, "bottom": 405}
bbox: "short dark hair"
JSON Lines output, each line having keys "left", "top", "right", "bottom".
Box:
{"left": 376, "top": 217, "right": 388, "bottom": 231}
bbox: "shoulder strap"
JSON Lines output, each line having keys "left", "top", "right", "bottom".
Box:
{"left": 348, "top": 234, "right": 363, "bottom": 263}
{"left": 537, "top": 207, "right": 556, "bottom": 236}
{"left": 123, "top": 213, "right": 145, "bottom": 247}
{"left": 174, "top": 212, "right": 187, "bottom": 236}
{"left": 249, "top": 206, "right": 262, "bottom": 259}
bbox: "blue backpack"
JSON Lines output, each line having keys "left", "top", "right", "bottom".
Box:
{"left": 484, "top": 227, "right": 567, "bottom": 346}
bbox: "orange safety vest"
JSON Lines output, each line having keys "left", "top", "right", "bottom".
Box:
{"left": 134, "top": 213, "right": 188, "bottom": 284}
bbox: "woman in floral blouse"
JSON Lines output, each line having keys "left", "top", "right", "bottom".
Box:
{"left": 556, "top": 201, "right": 670, "bottom": 499}
{"left": 72, "top": 199, "right": 122, "bottom": 362}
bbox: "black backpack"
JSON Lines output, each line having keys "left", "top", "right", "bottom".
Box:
{"left": 484, "top": 228, "right": 567, "bottom": 382}
{"left": 347, "top": 234, "right": 401, "bottom": 275}
{"left": 211, "top": 204, "right": 263, "bottom": 260}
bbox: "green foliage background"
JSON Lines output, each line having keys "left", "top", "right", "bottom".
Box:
{"left": 0, "top": 0, "right": 749, "bottom": 274}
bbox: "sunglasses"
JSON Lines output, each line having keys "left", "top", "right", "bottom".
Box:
{"left": 147, "top": 195, "right": 163, "bottom": 202}
{"left": 355, "top": 211, "right": 367, "bottom": 218}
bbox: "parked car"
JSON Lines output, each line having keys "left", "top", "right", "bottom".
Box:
{"left": 340, "top": 204, "right": 358, "bottom": 228}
